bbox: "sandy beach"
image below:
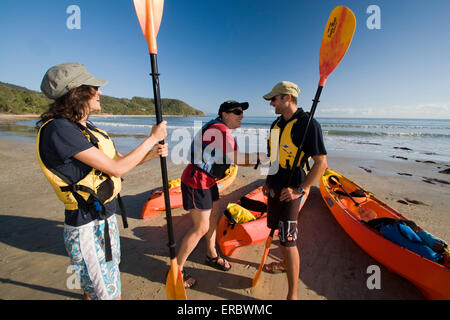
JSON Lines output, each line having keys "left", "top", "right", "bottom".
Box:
{"left": 0, "top": 114, "right": 449, "bottom": 300}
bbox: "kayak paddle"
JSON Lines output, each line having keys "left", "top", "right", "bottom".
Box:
{"left": 133, "top": 0, "right": 187, "bottom": 300}
{"left": 251, "top": 228, "right": 275, "bottom": 287}
{"left": 252, "top": 5, "right": 356, "bottom": 288}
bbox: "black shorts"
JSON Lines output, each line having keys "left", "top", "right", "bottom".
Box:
{"left": 267, "top": 188, "right": 307, "bottom": 247}
{"left": 181, "top": 182, "right": 219, "bottom": 211}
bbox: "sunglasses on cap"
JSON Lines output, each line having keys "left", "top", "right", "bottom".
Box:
{"left": 225, "top": 109, "right": 244, "bottom": 115}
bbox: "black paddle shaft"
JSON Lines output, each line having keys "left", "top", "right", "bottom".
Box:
{"left": 287, "top": 85, "right": 323, "bottom": 186}
{"left": 149, "top": 53, "right": 176, "bottom": 259}
{"left": 330, "top": 176, "right": 361, "bottom": 207}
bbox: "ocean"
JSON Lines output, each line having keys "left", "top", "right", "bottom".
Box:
{"left": 3, "top": 115, "right": 450, "bottom": 164}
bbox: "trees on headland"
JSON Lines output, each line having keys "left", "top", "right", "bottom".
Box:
{"left": 0, "top": 82, "right": 204, "bottom": 116}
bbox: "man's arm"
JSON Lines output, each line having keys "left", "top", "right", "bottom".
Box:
{"left": 231, "top": 151, "right": 267, "bottom": 167}
{"left": 279, "top": 154, "right": 327, "bottom": 202}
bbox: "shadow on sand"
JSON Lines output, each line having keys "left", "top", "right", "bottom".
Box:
{"left": 0, "top": 181, "right": 424, "bottom": 300}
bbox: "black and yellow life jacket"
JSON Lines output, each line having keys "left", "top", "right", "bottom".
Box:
{"left": 268, "top": 111, "right": 310, "bottom": 170}
{"left": 37, "top": 119, "right": 127, "bottom": 261}
{"left": 37, "top": 119, "right": 122, "bottom": 212}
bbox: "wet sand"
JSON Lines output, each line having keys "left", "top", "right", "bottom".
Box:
{"left": 0, "top": 116, "right": 449, "bottom": 300}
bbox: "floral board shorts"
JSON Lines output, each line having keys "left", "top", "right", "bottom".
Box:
{"left": 63, "top": 215, "right": 121, "bottom": 300}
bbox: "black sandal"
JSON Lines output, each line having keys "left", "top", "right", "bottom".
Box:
{"left": 205, "top": 255, "right": 232, "bottom": 271}
{"left": 166, "top": 269, "right": 196, "bottom": 288}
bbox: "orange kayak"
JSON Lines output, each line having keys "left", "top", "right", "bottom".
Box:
{"left": 320, "top": 168, "right": 450, "bottom": 300}
{"left": 141, "top": 165, "right": 238, "bottom": 219}
{"left": 217, "top": 186, "right": 272, "bottom": 256}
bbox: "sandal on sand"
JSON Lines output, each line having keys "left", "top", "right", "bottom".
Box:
{"left": 181, "top": 270, "right": 197, "bottom": 288}
{"left": 263, "top": 261, "right": 286, "bottom": 274}
{"left": 166, "top": 269, "right": 196, "bottom": 288}
{"left": 205, "top": 255, "right": 232, "bottom": 271}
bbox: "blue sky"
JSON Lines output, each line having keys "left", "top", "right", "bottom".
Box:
{"left": 1, "top": 0, "right": 449, "bottom": 119}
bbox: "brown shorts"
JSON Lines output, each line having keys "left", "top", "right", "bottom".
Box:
{"left": 267, "top": 188, "right": 307, "bottom": 247}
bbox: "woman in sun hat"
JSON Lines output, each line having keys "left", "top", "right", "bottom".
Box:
{"left": 36, "top": 62, "right": 168, "bottom": 300}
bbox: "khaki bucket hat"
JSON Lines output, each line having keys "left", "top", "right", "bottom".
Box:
{"left": 40, "top": 62, "right": 108, "bottom": 99}
{"left": 263, "top": 81, "right": 300, "bottom": 100}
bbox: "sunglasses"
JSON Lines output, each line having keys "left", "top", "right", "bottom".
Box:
{"left": 225, "top": 109, "right": 244, "bottom": 115}
{"left": 270, "top": 95, "right": 281, "bottom": 102}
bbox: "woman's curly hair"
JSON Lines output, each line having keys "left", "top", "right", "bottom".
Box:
{"left": 36, "top": 85, "right": 98, "bottom": 129}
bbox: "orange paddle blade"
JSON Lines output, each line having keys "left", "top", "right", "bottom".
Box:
{"left": 133, "top": 0, "right": 164, "bottom": 54}
{"left": 166, "top": 258, "right": 187, "bottom": 300}
{"left": 252, "top": 234, "right": 273, "bottom": 287}
{"left": 319, "top": 6, "right": 356, "bottom": 86}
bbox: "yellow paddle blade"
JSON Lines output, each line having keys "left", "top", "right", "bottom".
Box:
{"left": 133, "top": 0, "right": 164, "bottom": 54}
{"left": 166, "top": 258, "right": 187, "bottom": 300}
{"left": 358, "top": 206, "right": 378, "bottom": 222}
{"left": 319, "top": 6, "right": 356, "bottom": 86}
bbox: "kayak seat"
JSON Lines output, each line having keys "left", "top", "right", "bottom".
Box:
{"left": 333, "top": 188, "right": 367, "bottom": 205}
{"left": 334, "top": 189, "right": 366, "bottom": 198}
{"left": 239, "top": 196, "right": 267, "bottom": 214}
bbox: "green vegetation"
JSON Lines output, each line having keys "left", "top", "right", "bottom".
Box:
{"left": 0, "top": 81, "right": 205, "bottom": 116}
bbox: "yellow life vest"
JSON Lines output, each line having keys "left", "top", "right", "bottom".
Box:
{"left": 168, "top": 178, "right": 181, "bottom": 188}
{"left": 224, "top": 203, "right": 256, "bottom": 224}
{"left": 36, "top": 119, "right": 122, "bottom": 212}
{"left": 268, "top": 115, "right": 307, "bottom": 170}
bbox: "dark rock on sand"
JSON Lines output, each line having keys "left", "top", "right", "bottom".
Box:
{"left": 394, "top": 147, "right": 412, "bottom": 151}
{"left": 359, "top": 166, "right": 372, "bottom": 173}
{"left": 422, "top": 177, "right": 450, "bottom": 185}
{"left": 422, "top": 179, "right": 435, "bottom": 184}
{"left": 391, "top": 156, "right": 408, "bottom": 160}
{"left": 397, "top": 172, "right": 413, "bottom": 176}
{"left": 356, "top": 141, "right": 381, "bottom": 146}
{"left": 404, "top": 198, "right": 427, "bottom": 206}
{"left": 415, "top": 160, "right": 437, "bottom": 164}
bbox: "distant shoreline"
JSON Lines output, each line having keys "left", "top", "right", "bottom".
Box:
{"left": 0, "top": 113, "right": 209, "bottom": 122}
{"left": 0, "top": 114, "right": 39, "bottom": 122}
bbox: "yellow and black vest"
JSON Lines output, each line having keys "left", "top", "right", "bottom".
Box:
{"left": 37, "top": 119, "right": 122, "bottom": 212}
{"left": 37, "top": 119, "right": 127, "bottom": 261}
{"left": 268, "top": 112, "right": 310, "bottom": 171}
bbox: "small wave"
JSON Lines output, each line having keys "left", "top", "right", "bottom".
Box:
{"left": 93, "top": 121, "right": 182, "bottom": 130}
{"left": 323, "top": 130, "right": 450, "bottom": 138}
{"left": 322, "top": 123, "right": 450, "bottom": 130}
